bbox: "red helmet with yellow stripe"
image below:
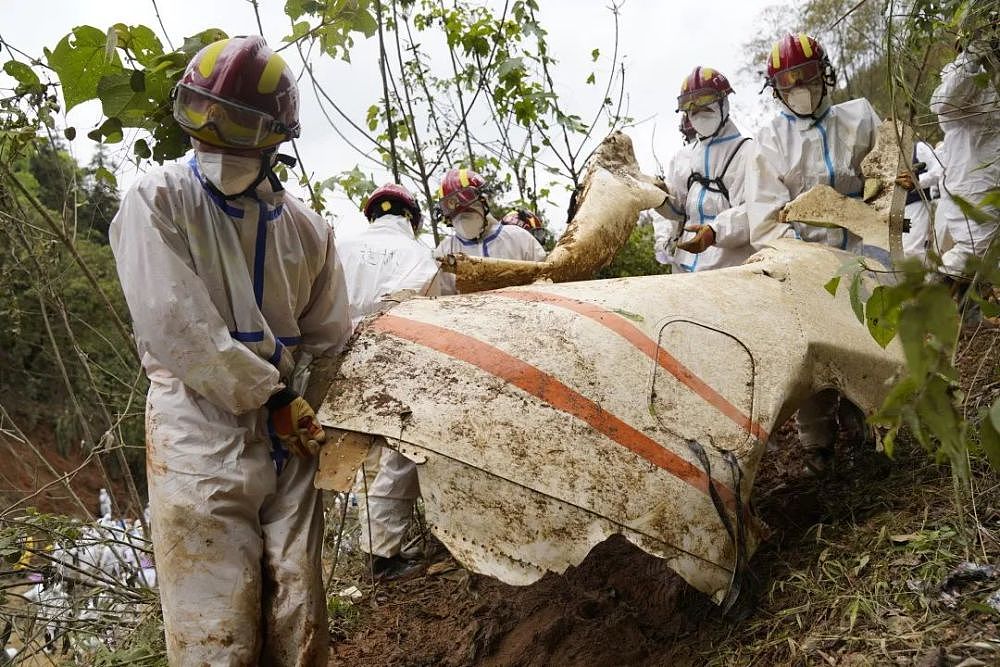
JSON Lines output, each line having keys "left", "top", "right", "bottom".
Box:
{"left": 765, "top": 33, "right": 834, "bottom": 91}
{"left": 435, "top": 168, "right": 492, "bottom": 219}
{"left": 676, "top": 66, "right": 734, "bottom": 113}
{"left": 363, "top": 183, "right": 423, "bottom": 229}
{"left": 173, "top": 36, "right": 300, "bottom": 150}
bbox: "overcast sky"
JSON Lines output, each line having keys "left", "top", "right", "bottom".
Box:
{"left": 0, "top": 0, "right": 786, "bottom": 237}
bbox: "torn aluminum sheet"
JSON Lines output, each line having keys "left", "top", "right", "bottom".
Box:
{"left": 316, "top": 239, "right": 906, "bottom": 605}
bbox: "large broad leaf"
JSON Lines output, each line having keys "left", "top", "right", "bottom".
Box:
{"left": 865, "top": 285, "right": 904, "bottom": 348}
{"left": 3, "top": 61, "right": 42, "bottom": 93}
{"left": 111, "top": 24, "right": 164, "bottom": 67}
{"left": 45, "top": 25, "right": 123, "bottom": 111}
{"left": 96, "top": 70, "right": 154, "bottom": 126}
{"left": 981, "top": 402, "right": 1000, "bottom": 473}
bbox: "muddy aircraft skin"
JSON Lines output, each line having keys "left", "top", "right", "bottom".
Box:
{"left": 314, "top": 129, "right": 910, "bottom": 605}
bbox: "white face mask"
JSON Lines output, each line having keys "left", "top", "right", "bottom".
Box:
{"left": 452, "top": 210, "right": 486, "bottom": 240}
{"left": 784, "top": 85, "right": 822, "bottom": 116}
{"left": 688, "top": 107, "right": 721, "bottom": 139}
{"left": 196, "top": 152, "right": 263, "bottom": 196}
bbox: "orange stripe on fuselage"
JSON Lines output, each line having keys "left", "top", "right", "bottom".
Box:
{"left": 372, "top": 314, "right": 737, "bottom": 507}
{"left": 497, "top": 290, "right": 770, "bottom": 443}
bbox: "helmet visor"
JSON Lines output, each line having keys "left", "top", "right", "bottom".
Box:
{"left": 677, "top": 89, "right": 723, "bottom": 113}
{"left": 438, "top": 185, "right": 483, "bottom": 218}
{"left": 173, "top": 84, "right": 296, "bottom": 148}
{"left": 771, "top": 60, "right": 824, "bottom": 91}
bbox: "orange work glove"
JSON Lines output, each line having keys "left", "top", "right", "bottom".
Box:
{"left": 676, "top": 224, "right": 716, "bottom": 254}
{"left": 265, "top": 388, "right": 326, "bottom": 457}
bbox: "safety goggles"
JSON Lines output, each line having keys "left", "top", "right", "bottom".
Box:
{"left": 438, "top": 185, "right": 485, "bottom": 218}
{"left": 771, "top": 60, "right": 824, "bottom": 91}
{"left": 173, "top": 84, "right": 299, "bottom": 148}
{"left": 677, "top": 89, "right": 723, "bottom": 113}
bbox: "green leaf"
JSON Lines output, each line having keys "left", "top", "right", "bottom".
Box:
{"left": 87, "top": 117, "right": 124, "bottom": 144}
{"left": 96, "top": 71, "right": 154, "bottom": 126}
{"left": 3, "top": 60, "right": 42, "bottom": 91}
{"left": 951, "top": 194, "right": 993, "bottom": 224}
{"left": 133, "top": 138, "right": 151, "bottom": 159}
{"left": 180, "top": 29, "right": 228, "bottom": 56}
{"left": 824, "top": 275, "right": 841, "bottom": 296}
{"left": 45, "top": 25, "right": 123, "bottom": 111}
{"left": 94, "top": 166, "right": 117, "bottom": 187}
{"left": 848, "top": 272, "right": 865, "bottom": 324}
{"left": 591, "top": 48, "right": 600, "bottom": 62}
{"left": 981, "top": 408, "right": 1000, "bottom": 473}
{"left": 865, "top": 285, "right": 903, "bottom": 348}
{"left": 586, "top": 72, "right": 595, "bottom": 85}
{"left": 112, "top": 24, "right": 164, "bottom": 67}
{"left": 64, "top": 126, "right": 77, "bottom": 141}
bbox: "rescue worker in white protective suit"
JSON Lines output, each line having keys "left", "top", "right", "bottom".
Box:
{"left": 652, "top": 117, "right": 697, "bottom": 267}
{"left": 501, "top": 208, "right": 550, "bottom": 247}
{"left": 338, "top": 184, "right": 440, "bottom": 580}
{"left": 109, "top": 36, "right": 352, "bottom": 665}
{"left": 654, "top": 66, "right": 753, "bottom": 271}
{"left": 745, "top": 33, "right": 881, "bottom": 255}
{"left": 928, "top": 4, "right": 999, "bottom": 280}
{"left": 898, "top": 140, "right": 944, "bottom": 260}
{"left": 745, "top": 33, "right": 879, "bottom": 474}
{"left": 433, "top": 168, "right": 546, "bottom": 294}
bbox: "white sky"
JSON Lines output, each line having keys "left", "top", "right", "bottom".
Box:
{"left": 0, "top": 0, "right": 784, "bottom": 238}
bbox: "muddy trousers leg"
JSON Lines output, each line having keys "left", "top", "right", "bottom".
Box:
{"left": 358, "top": 446, "right": 420, "bottom": 558}
{"left": 259, "top": 456, "right": 329, "bottom": 666}
{"left": 147, "top": 401, "right": 328, "bottom": 666}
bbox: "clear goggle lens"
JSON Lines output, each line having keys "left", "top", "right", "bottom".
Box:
{"left": 772, "top": 61, "right": 823, "bottom": 91}
{"left": 173, "top": 84, "right": 297, "bottom": 148}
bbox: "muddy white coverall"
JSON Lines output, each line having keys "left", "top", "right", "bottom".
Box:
{"left": 745, "top": 97, "right": 881, "bottom": 460}
{"left": 110, "top": 157, "right": 352, "bottom": 666}
{"left": 653, "top": 144, "right": 694, "bottom": 267}
{"left": 434, "top": 218, "right": 546, "bottom": 294}
{"left": 656, "top": 118, "right": 753, "bottom": 271}
{"left": 746, "top": 97, "right": 881, "bottom": 253}
{"left": 902, "top": 140, "right": 943, "bottom": 260}
{"left": 337, "top": 214, "right": 443, "bottom": 329}
{"left": 338, "top": 214, "right": 442, "bottom": 557}
{"left": 930, "top": 51, "right": 1000, "bottom": 276}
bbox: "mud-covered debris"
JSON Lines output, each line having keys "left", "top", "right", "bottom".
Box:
{"left": 938, "top": 562, "right": 1000, "bottom": 608}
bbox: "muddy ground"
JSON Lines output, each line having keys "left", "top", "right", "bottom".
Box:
{"left": 328, "top": 324, "right": 1000, "bottom": 667}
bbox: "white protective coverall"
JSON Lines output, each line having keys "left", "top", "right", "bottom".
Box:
{"left": 337, "top": 213, "right": 441, "bottom": 557}
{"left": 434, "top": 216, "right": 546, "bottom": 294}
{"left": 746, "top": 97, "right": 881, "bottom": 254}
{"left": 744, "top": 96, "right": 881, "bottom": 460}
{"left": 657, "top": 117, "right": 754, "bottom": 271}
{"left": 929, "top": 51, "right": 1000, "bottom": 276}
{"left": 652, "top": 144, "right": 694, "bottom": 267}
{"left": 110, "top": 156, "right": 352, "bottom": 666}
{"left": 902, "top": 140, "right": 944, "bottom": 260}
{"left": 337, "top": 214, "right": 443, "bottom": 329}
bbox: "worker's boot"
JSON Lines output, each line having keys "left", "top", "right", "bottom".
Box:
{"left": 372, "top": 555, "right": 424, "bottom": 582}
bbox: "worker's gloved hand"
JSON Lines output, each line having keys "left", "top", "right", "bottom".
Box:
{"left": 894, "top": 170, "right": 916, "bottom": 190}
{"left": 265, "top": 387, "right": 326, "bottom": 457}
{"left": 676, "top": 224, "right": 716, "bottom": 254}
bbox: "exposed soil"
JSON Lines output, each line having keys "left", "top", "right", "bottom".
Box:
{"left": 328, "top": 325, "right": 1000, "bottom": 667}
{"left": 0, "top": 418, "right": 133, "bottom": 520}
